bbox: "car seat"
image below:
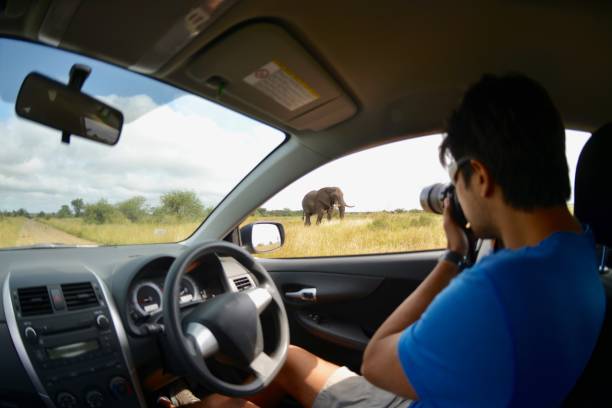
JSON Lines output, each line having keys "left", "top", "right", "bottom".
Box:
{"left": 563, "top": 123, "right": 612, "bottom": 406}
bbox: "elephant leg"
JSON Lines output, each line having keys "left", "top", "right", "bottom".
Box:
{"left": 327, "top": 207, "right": 333, "bottom": 221}
{"left": 305, "top": 214, "right": 311, "bottom": 226}
{"left": 316, "top": 212, "right": 324, "bottom": 225}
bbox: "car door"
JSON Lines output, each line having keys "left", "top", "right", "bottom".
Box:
{"left": 261, "top": 251, "right": 439, "bottom": 372}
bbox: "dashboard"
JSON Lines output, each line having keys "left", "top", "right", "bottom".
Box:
{"left": 0, "top": 243, "right": 259, "bottom": 408}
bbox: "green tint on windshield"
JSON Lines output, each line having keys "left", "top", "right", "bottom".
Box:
{"left": 0, "top": 39, "right": 285, "bottom": 248}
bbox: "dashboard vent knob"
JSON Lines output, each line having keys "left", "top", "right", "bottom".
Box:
{"left": 17, "top": 286, "right": 53, "bottom": 316}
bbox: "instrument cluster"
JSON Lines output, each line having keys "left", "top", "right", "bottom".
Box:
{"left": 131, "top": 275, "right": 206, "bottom": 317}
{"left": 127, "top": 256, "right": 227, "bottom": 331}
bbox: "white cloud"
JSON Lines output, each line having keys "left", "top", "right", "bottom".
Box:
{"left": 0, "top": 94, "right": 284, "bottom": 212}
{"left": 98, "top": 94, "right": 158, "bottom": 123}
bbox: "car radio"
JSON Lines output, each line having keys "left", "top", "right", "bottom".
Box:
{"left": 4, "top": 271, "right": 146, "bottom": 408}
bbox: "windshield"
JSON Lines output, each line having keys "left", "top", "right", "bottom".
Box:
{"left": 0, "top": 38, "right": 285, "bottom": 249}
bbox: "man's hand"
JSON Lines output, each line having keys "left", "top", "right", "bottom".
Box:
{"left": 443, "top": 197, "right": 469, "bottom": 256}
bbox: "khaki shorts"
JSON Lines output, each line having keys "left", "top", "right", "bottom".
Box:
{"left": 312, "top": 366, "right": 413, "bottom": 408}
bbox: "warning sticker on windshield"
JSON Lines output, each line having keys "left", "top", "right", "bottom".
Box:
{"left": 243, "top": 61, "right": 319, "bottom": 111}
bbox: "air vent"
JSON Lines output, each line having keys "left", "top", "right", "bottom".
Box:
{"left": 232, "top": 275, "right": 254, "bottom": 292}
{"left": 61, "top": 282, "right": 99, "bottom": 310}
{"left": 18, "top": 286, "right": 53, "bottom": 316}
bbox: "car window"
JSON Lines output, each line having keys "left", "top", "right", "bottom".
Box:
{"left": 248, "top": 130, "right": 590, "bottom": 258}
{"left": 0, "top": 38, "right": 285, "bottom": 249}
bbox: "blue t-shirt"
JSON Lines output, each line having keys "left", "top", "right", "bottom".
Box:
{"left": 398, "top": 229, "right": 605, "bottom": 407}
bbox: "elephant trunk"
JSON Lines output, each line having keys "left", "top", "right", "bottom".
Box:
{"left": 338, "top": 196, "right": 354, "bottom": 208}
{"left": 339, "top": 205, "right": 345, "bottom": 219}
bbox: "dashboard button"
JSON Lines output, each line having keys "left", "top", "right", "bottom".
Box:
{"left": 96, "top": 314, "right": 110, "bottom": 330}
{"left": 85, "top": 390, "right": 104, "bottom": 408}
{"left": 24, "top": 326, "right": 38, "bottom": 344}
{"left": 109, "top": 376, "right": 132, "bottom": 399}
{"left": 50, "top": 288, "right": 65, "bottom": 310}
{"left": 56, "top": 392, "right": 77, "bottom": 408}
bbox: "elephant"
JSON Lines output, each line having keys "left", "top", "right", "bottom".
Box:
{"left": 302, "top": 187, "right": 354, "bottom": 226}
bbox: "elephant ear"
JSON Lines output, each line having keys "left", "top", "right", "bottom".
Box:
{"left": 316, "top": 188, "right": 332, "bottom": 205}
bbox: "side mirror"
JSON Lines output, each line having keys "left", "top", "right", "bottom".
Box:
{"left": 15, "top": 71, "right": 123, "bottom": 145}
{"left": 240, "top": 222, "right": 285, "bottom": 254}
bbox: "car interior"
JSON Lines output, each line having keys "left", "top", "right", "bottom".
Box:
{"left": 0, "top": 1, "right": 611, "bottom": 407}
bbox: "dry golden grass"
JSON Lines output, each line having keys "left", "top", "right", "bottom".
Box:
{"left": 41, "top": 218, "right": 200, "bottom": 245}
{"left": 27, "top": 212, "right": 443, "bottom": 256}
{"left": 243, "top": 212, "right": 445, "bottom": 258}
{"left": 0, "top": 217, "right": 26, "bottom": 247}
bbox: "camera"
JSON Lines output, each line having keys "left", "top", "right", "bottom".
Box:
{"left": 419, "top": 183, "right": 468, "bottom": 228}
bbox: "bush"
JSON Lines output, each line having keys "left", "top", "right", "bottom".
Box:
{"left": 84, "top": 200, "right": 127, "bottom": 224}
{"left": 56, "top": 205, "right": 72, "bottom": 218}
{"left": 116, "top": 196, "right": 148, "bottom": 222}
{"left": 158, "top": 191, "right": 208, "bottom": 221}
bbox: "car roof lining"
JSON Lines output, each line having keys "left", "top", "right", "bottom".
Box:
{"left": 1, "top": 1, "right": 611, "bottom": 159}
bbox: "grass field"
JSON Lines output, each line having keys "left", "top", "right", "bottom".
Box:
{"left": 40, "top": 218, "right": 200, "bottom": 245}
{"left": 2, "top": 212, "right": 444, "bottom": 256}
{"left": 244, "top": 211, "right": 445, "bottom": 258}
{"left": 0, "top": 217, "right": 26, "bottom": 247}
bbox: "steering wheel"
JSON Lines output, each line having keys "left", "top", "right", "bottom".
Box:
{"left": 163, "top": 241, "right": 289, "bottom": 397}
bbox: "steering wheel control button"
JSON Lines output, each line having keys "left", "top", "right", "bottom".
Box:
{"left": 56, "top": 392, "right": 78, "bottom": 408}
{"left": 85, "top": 390, "right": 104, "bottom": 408}
{"left": 109, "top": 376, "right": 133, "bottom": 399}
{"left": 24, "top": 326, "right": 38, "bottom": 344}
{"left": 96, "top": 314, "right": 110, "bottom": 330}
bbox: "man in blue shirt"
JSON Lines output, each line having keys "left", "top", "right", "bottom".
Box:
{"left": 164, "top": 75, "right": 605, "bottom": 408}
{"left": 359, "top": 74, "right": 605, "bottom": 407}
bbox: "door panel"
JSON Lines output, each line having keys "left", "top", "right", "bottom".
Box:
{"left": 261, "top": 250, "right": 441, "bottom": 372}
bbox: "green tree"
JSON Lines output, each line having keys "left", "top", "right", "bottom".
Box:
{"left": 57, "top": 205, "right": 72, "bottom": 218}
{"left": 13, "top": 208, "right": 28, "bottom": 217}
{"left": 159, "top": 191, "right": 206, "bottom": 221}
{"left": 71, "top": 198, "right": 85, "bottom": 217}
{"left": 83, "top": 199, "right": 126, "bottom": 224}
{"left": 116, "top": 196, "right": 148, "bottom": 222}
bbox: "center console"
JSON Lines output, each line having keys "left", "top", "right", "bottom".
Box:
{"left": 3, "top": 268, "right": 146, "bottom": 408}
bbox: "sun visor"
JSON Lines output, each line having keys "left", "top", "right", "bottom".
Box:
{"left": 186, "top": 23, "right": 357, "bottom": 131}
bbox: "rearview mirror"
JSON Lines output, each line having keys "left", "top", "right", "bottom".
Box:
{"left": 240, "top": 222, "right": 285, "bottom": 254}
{"left": 15, "top": 72, "right": 123, "bottom": 145}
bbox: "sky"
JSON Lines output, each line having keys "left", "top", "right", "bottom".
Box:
{"left": 0, "top": 38, "right": 591, "bottom": 215}
{"left": 262, "top": 130, "right": 589, "bottom": 212}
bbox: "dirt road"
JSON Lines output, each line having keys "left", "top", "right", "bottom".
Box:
{"left": 16, "top": 219, "right": 96, "bottom": 246}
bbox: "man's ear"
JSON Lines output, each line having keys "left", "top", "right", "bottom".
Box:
{"left": 470, "top": 160, "right": 494, "bottom": 198}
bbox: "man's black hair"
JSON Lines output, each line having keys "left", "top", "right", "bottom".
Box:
{"left": 439, "top": 74, "right": 570, "bottom": 210}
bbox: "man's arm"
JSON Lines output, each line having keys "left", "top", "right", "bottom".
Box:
{"left": 361, "top": 199, "right": 468, "bottom": 398}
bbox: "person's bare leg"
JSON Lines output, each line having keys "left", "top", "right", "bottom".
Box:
{"left": 161, "top": 345, "right": 340, "bottom": 408}
{"left": 246, "top": 378, "right": 285, "bottom": 407}
{"left": 200, "top": 394, "right": 260, "bottom": 408}
{"left": 271, "top": 344, "right": 341, "bottom": 407}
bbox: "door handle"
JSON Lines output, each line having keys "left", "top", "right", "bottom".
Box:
{"left": 284, "top": 288, "right": 317, "bottom": 302}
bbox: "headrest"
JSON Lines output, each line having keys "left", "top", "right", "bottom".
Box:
{"left": 575, "top": 123, "right": 612, "bottom": 247}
